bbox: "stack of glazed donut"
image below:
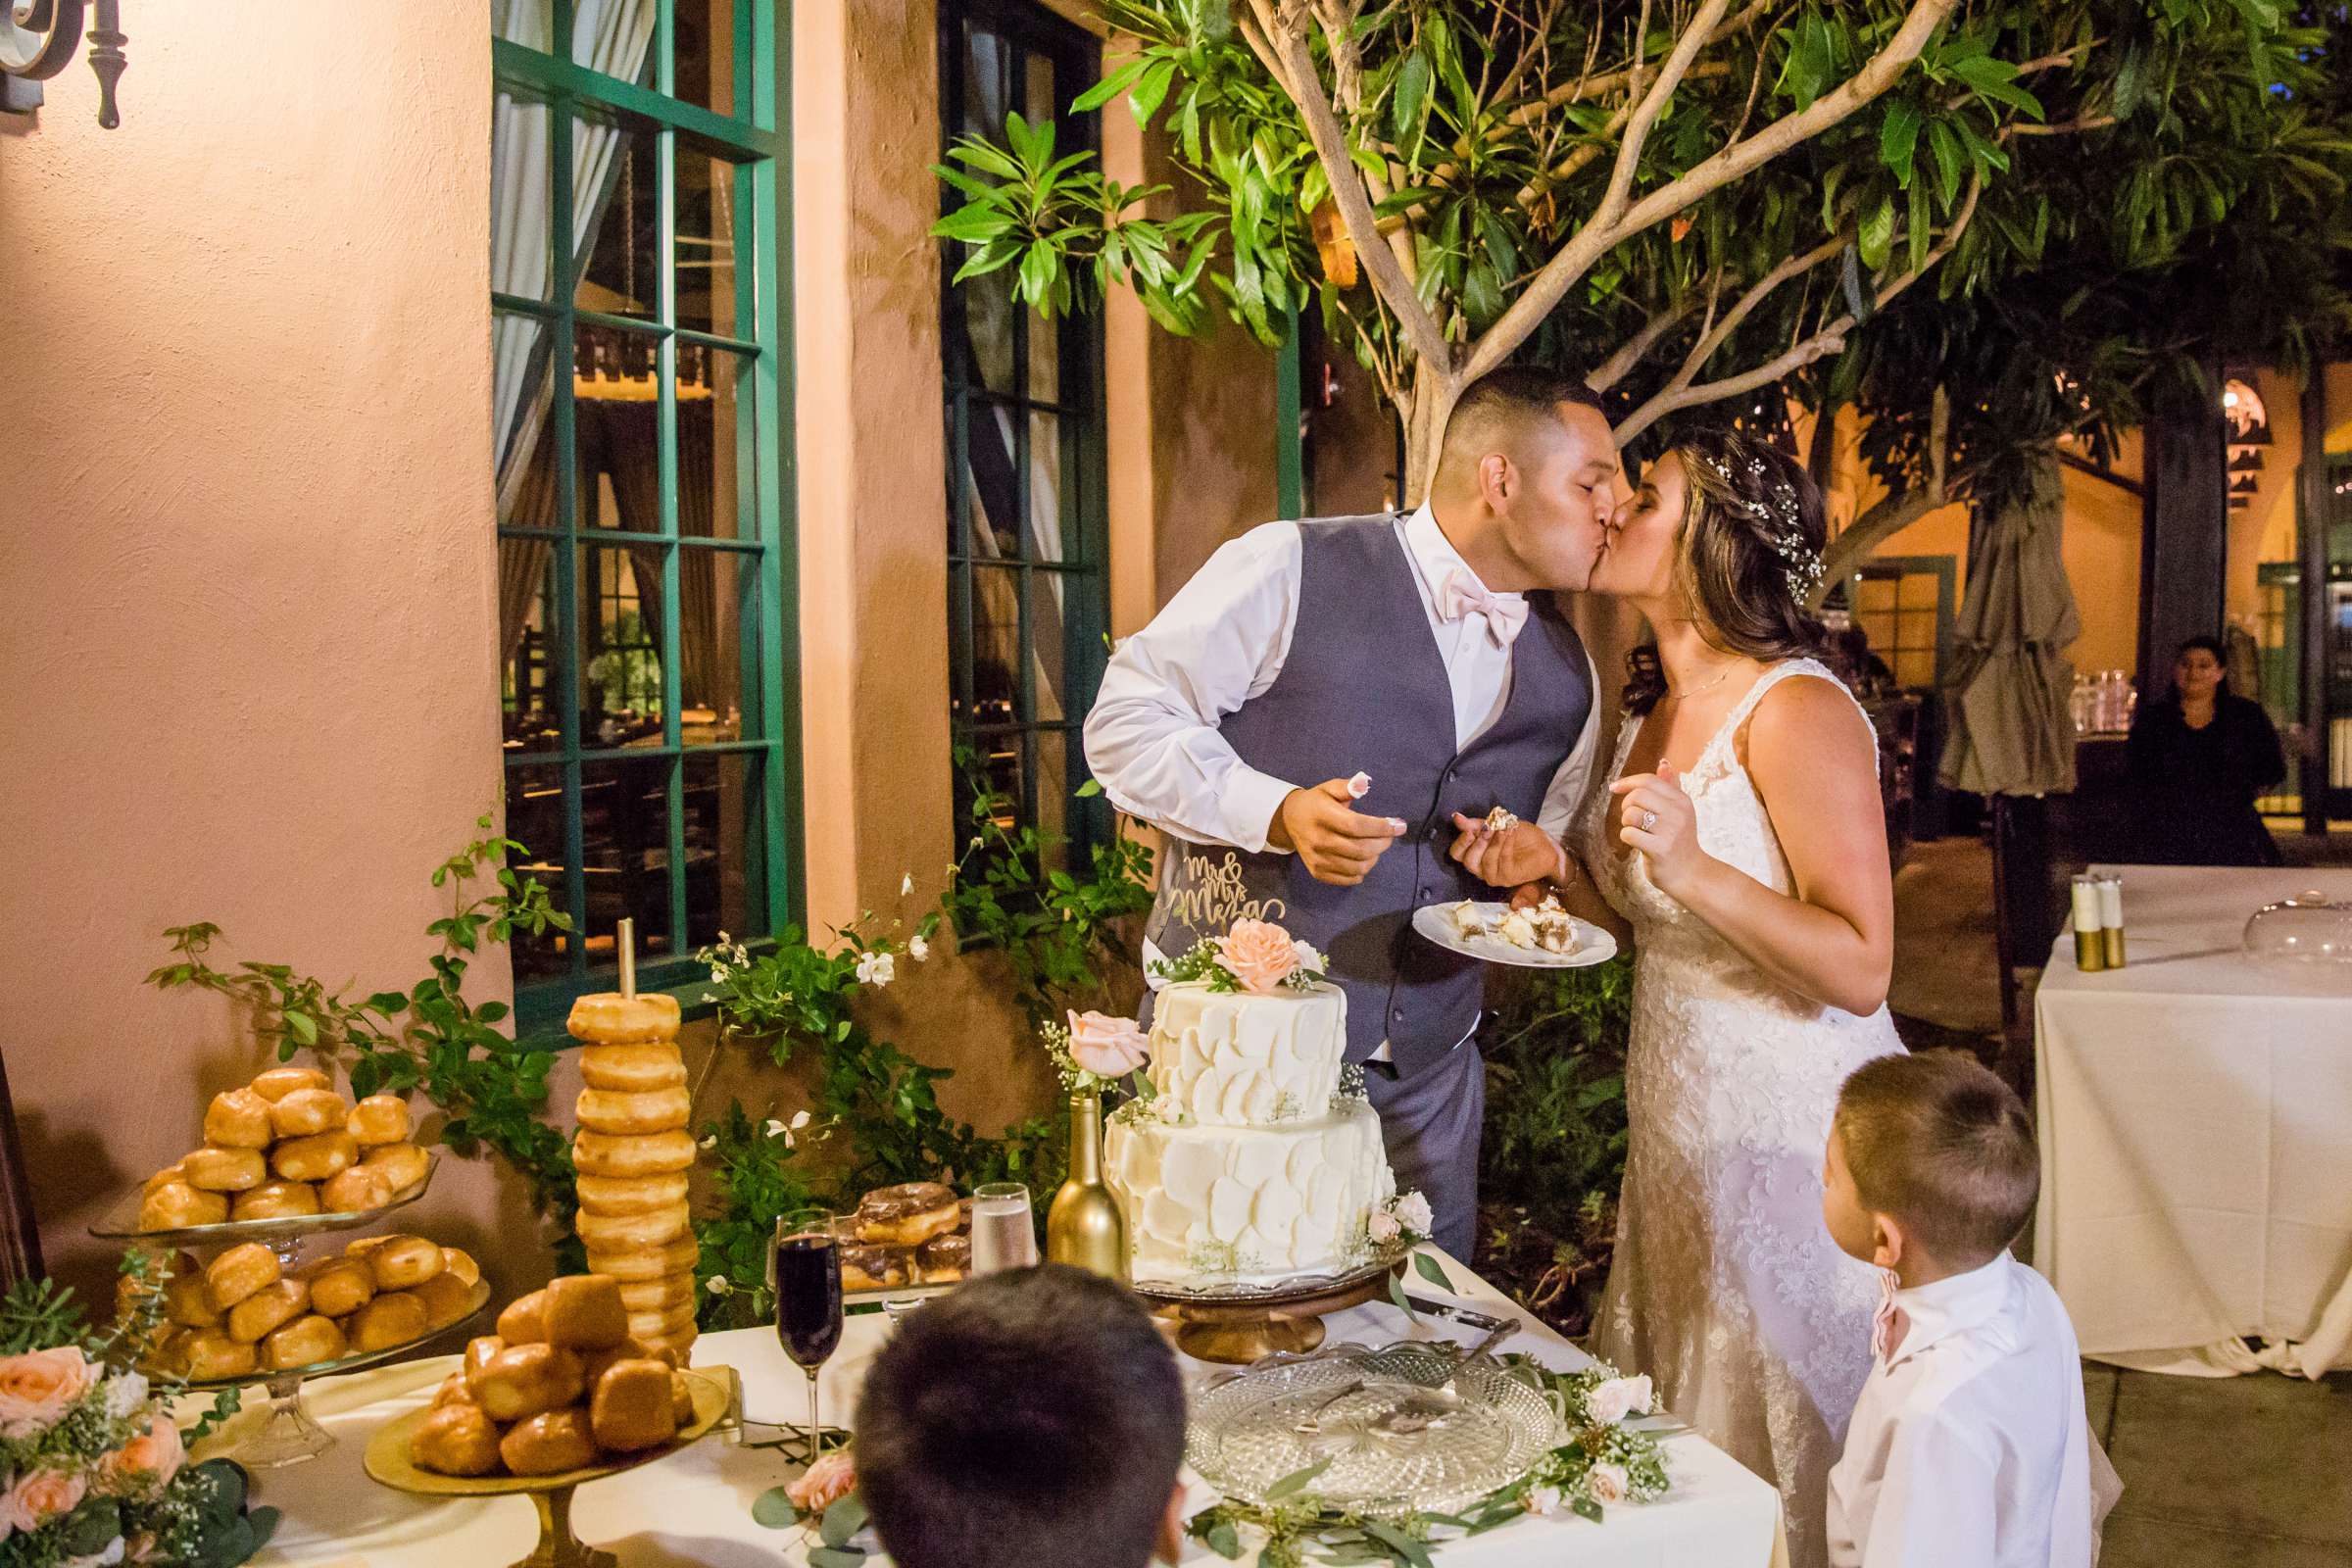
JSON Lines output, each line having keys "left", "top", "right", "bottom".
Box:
{"left": 565, "top": 991, "right": 698, "bottom": 1363}
{"left": 138, "top": 1066, "right": 427, "bottom": 1231}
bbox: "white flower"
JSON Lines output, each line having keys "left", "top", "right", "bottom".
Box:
{"left": 101, "top": 1373, "right": 148, "bottom": 1422}
{"left": 710, "top": 962, "right": 731, "bottom": 983}
{"left": 1523, "top": 1485, "right": 1564, "bottom": 1516}
{"left": 763, "top": 1119, "right": 786, "bottom": 1139}
{"left": 1291, "top": 939, "right": 1326, "bottom": 974}
{"left": 1588, "top": 1374, "right": 1652, "bottom": 1427}
{"left": 1394, "top": 1191, "right": 1434, "bottom": 1238}
{"left": 698, "top": 1134, "right": 717, "bottom": 1150}
{"left": 706, "top": 1275, "right": 732, "bottom": 1296}
{"left": 902, "top": 873, "right": 914, "bottom": 896}
{"left": 1367, "top": 1210, "right": 1401, "bottom": 1246}
{"left": 789, "top": 1110, "right": 811, "bottom": 1131}
{"left": 1587, "top": 1463, "right": 1629, "bottom": 1505}
{"left": 856, "top": 951, "right": 896, "bottom": 987}
{"left": 716, "top": 930, "right": 730, "bottom": 946}
{"left": 908, "top": 933, "right": 931, "bottom": 962}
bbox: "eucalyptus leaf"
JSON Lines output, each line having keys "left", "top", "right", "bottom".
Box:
{"left": 1205, "top": 1519, "right": 1244, "bottom": 1559}
{"left": 808, "top": 1549, "right": 866, "bottom": 1568}
{"left": 1267, "top": 1455, "right": 1334, "bottom": 1499}
{"left": 752, "top": 1486, "right": 801, "bottom": 1528}
{"left": 1411, "top": 1251, "right": 1452, "bottom": 1292}
{"left": 821, "top": 1493, "right": 869, "bottom": 1547}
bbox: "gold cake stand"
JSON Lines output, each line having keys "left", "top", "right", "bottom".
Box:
{"left": 364, "top": 1366, "right": 735, "bottom": 1568}
{"left": 1131, "top": 1250, "right": 1408, "bottom": 1364}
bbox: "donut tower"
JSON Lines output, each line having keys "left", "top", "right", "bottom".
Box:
{"left": 566, "top": 923, "right": 698, "bottom": 1364}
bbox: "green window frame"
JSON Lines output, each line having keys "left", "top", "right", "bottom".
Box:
{"left": 939, "top": 0, "right": 1113, "bottom": 863}
{"left": 493, "top": 0, "right": 801, "bottom": 1032}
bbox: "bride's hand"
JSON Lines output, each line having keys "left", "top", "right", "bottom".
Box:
{"left": 1611, "top": 763, "right": 1708, "bottom": 898}
{"left": 1446, "top": 815, "right": 1567, "bottom": 889}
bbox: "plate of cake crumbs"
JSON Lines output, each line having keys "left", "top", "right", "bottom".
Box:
{"left": 1413, "top": 895, "right": 1618, "bottom": 969}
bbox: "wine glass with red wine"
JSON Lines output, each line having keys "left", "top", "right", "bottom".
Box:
{"left": 771, "top": 1210, "right": 845, "bottom": 1457}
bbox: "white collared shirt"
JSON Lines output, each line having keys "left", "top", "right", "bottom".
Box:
{"left": 1827, "top": 1253, "right": 2098, "bottom": 1568}
{"left": 1082, "top": 506, "right": 1601, "bottom": 854}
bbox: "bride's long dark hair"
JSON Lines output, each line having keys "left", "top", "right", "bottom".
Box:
{"left": 1624, "top": 429, "right": 1831, "bottom": 716}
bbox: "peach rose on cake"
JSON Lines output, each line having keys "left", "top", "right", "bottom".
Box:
{"left": 0, "top": 1347, "right": 93, "bottom": 1438}
{"left": 1213, "top": 920, "right": 1299, "bottom": 995}
{"left": 3, "top": 1467, "right": 87, "bottom": 1532}
{"left": 788, "top": 1449, "right": 858, "bottom": 1514}
{"left": 97, "top": 1411, "right": 185, "bottom": 1498}
{"left": 1066, "top": 1011, "right": 1150, "bottom": 1079}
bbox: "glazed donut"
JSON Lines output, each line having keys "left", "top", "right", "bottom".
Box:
{"left": 495, "top": 1290, "right": 548, "bottom": 1347}
{"left": 411, "top": 1403, "right": 505, "bottom": 1478}
{"left": 203, "top": 1088, "right": 275, "bottom": 1150}
{"left": 231, "top": 1181, "right": 320, "bottom": 1221}
{"left": 346, "top": 1094, "right": 411, "bottom": 1147}
{"left": 368, "top": 1235, "right": 445, "bottom": 1292}
{"left": 855, "top": 1182, "right": 960, "bottom": 1246}
{"left": 266, "top": 1313, "right": 347, "bottom": 1371}
{"left": 669, "top": 1368, "right": 697, "bottom": 1425}
{"left": 500, "top": 1408, "right": 600, "bottom": 1477}
{"left": 430, "top": 1371, "right": 474, "bottom": 1410}
{"left": 205, "top": 1244, "right": 282, "bottom": 1313}
{"left": 181, "top": 1147, "right": 267, "bottom": 1195}
{"left": 578, "top": 1044, "right": 688, "bottom": 1094}
{"left": 318, "top": 1166, "right": 389, "bottom": 1214}
{"left": 226, "top": 1278, "right": 311, "bottom": 1345}
{"left": 572, "top": 1129, "right": 696, "bottom": 1179}
{"left": 565, "top": 991, "right": 682, "bottom": 1046}
{"left": 358, "top": 1141, "right": 429, "bottom": 1195}
{"left": 574, "top": 1086, "right": 692, "bottom": 1138}
{"left": 584, "top": 1234, "right": 699, "bottom": 1282}
{"left": 165, "top": 1268, "right": 221, "bottom": 1329}
{"left": 916, "top": 1230, "right": 971, "bottom": 1284}
{"left": 463, "top": 1335, "right": 507, "bottom": 1382}
{"left": 614, "top": 1273, "right": 695, "bottom": 1314}
{"left": 589, "top": 1358, "right": 679, "bottom": 1451}
{"left": 624, "top": 1299, "right": 698, "bottom": 1344}
{"left": 301, "top": 1256, "right": 376, "bottom": 1319}
{"left": 413, "top": 1270, "right": 478, "bottom": 1330}
{"left": 439, "top": 1247, "right": 481, "bottom": 1287}
{"left": 542, "top": 1274, "right": 630, "bottom": 1350}
{"left": 471, "top": 1343, "right": 586, "bottom": 1423}
{"left": 143, "top": 1163, "right": 187, "bottom": 1195}
{"left": 576, "top": 1171, "right": 689, "bottom": 1218}
{"left": 575, "top": 1202, "right": 690, "bottom": 1251}
{"left": 580, "top": 1335, "right": 664, "bottom": 1388}
{"left": 141, "top": 1327, "right": 188, "bottom": 1378}
{"left": 180, "top": 1329, "right": 257, "bottom": 1382}
{"left": 271, "top": 1130, "right": 357, "bottom": 1184}
{"left": 269, "top": 1087, "right": 348, "bottom": 1140}
{"left": 249, "top": 1066, "right": 331, "bottom": 1102}
{"left": 349, "top": 1291, "right": 429, "bottom": 1352}
{"left": 139, "top": 1182, "right": 227, "bottom": 1232}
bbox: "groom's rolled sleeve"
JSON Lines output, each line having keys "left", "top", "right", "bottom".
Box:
{"left": 1084, "top": 522, "right": 1305, "bottom": 854}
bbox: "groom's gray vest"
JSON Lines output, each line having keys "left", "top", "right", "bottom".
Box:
{"left": 1144, "top": 514, "right": 1592, "bottom": 1079}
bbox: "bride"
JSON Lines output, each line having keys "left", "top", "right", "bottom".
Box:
{"left": 1454, "top": 429, "right": 1903, "bottom": 1567}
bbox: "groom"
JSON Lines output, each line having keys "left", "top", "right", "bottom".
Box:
{"left": 1082, "top": 367, "right": 1616, "bottom": 1258}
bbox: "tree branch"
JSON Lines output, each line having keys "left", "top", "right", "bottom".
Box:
{"left": 1811, "top": 385, "right": 1957, "bottom": 603}
{"left": 1587, "top": 294, "right": 1701, "bottom": 391}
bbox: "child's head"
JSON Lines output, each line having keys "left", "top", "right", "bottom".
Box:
{"left": 1826, "top": 1051, "right": 2038, "bottom": 1279}
{"left": 854, "top": 1264, "right": 1189, "bottom": 1568}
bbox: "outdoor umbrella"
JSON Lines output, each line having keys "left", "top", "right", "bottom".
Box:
{"left": 1939, "top": 450, "right": 2081, "bottom": 797}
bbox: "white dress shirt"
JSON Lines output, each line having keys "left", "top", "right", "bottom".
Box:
{"left": 1084, "top": 506, "right": 1602, "bottom": 855}
{"left": 1827, "top": 1253, "right": 2099, "bottom": 1568}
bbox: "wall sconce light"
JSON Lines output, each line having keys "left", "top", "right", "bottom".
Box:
{"left": 1, "top": 1, "right": 126, "bottom": 127}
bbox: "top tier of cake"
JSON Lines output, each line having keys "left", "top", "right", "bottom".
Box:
{"left": 1147, "top": 980, "right": 1348, "bottom": 1126}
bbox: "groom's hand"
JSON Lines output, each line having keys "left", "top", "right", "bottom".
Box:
{"left": 1267, "top": 778, "right": 1407, "bottom": 886}
{"left": 1447, "top": 815, "right": 1568, "bottom": 889}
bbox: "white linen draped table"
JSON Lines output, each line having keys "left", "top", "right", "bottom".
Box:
{"left": 2034, "top": 863, "right": 2352, "bottom": 1378}
{"left": 216, "top": 1247, "right": 1786, "bottom": 1566}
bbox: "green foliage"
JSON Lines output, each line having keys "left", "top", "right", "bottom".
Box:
{"left": 147, "top": 815, "right": 583, "bottom": 1261}
{"left": 0, "top": 1278, "right": 87, "bottom": 1358}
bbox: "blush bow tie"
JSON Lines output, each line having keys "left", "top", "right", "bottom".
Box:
{"left": 1872, "top": 1268, "right": 1911, "bottom": 1362}
{"left": 1436, "top": 570, "right": 1529, "bottom": 647}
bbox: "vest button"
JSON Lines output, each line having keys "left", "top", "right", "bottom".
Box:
{"left": 1391, "top": 1006, "right": 1405, "bottom": 1022}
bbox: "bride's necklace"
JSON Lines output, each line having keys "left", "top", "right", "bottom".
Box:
{"left": 1659, "top": 662, "right": 1740, "bottom": 706}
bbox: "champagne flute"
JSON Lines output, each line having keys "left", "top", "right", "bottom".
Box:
{"left": 969, "top": 1182, "right": 1039, "bottom": 1276}
{"left": 772, "top": 1210, "right": 845, "bottom": 1457}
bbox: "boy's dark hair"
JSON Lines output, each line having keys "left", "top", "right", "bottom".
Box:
{"left": 1836, "top": 1051, "right": 2040, "bottom": 1268}
{"left": 855, "top": 1264, "right": 1187, "bottom": 1568}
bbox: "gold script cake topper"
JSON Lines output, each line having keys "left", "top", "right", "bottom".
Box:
{"left": 1162, "top": 852, "right": 1288, "bottom": 930}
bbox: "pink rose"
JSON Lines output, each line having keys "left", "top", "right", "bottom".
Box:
{"left": 1213, "top": 920, "right": 1299, "bottom": 995}
{"left": 1587, "top": 1463, "right": 1630, "bottom": 1504}
{"left": 97, "top": 1412, "right": 185, "bottom": 1499}
{"left": 788, "top": 1449, "right": 858, "bottom": 1515}
{"left": 0, "top": 1348, "right": 93, "bottom": 1438}
{"left": 1065, "top": 1011, "right": 1150, "bottom": 1079}
{"left": 3, "top": 1468, "right": 88, "bottom": 1532}
{"left": 1366, "top": 1210, "right": 1401, "bottom": 1246}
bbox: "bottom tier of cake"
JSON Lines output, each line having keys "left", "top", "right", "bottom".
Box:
{"left": 1104, "top": 1100, "right": 1396, "bottom": 1288}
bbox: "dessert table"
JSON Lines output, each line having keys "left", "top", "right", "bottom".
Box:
{"left": 205, "top": 1248, "right": 1786, "bottom": 1566}
{"left": 2034, "top": 863, "right": 2352, "bottom": 1378}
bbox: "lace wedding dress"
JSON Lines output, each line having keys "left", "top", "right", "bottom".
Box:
{"left": 1577, "top": 659, "right": 1904, "bottom": 1568}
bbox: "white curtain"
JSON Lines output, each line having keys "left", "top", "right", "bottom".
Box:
{"left": 493, "top": 0, "right": 660, "bottom": 664}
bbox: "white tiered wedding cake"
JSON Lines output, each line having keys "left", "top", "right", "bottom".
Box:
{"left": 1102, "top": 920, "right": 1416, "bottom": 1289}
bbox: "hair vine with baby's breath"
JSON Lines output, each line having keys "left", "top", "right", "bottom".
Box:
{"left": 1697, "top": 451, "right": 1823, "bottom": 601}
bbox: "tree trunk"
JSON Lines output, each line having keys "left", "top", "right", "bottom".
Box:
{"left": 1400, "top": 361, "right": 1455, "bottom": 507}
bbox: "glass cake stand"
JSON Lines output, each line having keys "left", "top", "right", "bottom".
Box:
{"left": 1129, "top": 1245, "right": 1410, "bottom": 1364}
{"left": 90, "top": 1152, "right": 443, "bottom": 1275}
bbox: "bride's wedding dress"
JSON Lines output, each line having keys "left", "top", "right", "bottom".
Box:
{"left": 1577, "top": 659, "right": 1904, "bottom": 1568}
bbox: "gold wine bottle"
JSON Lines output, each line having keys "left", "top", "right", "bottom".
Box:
{"left": 1046, "top": 1093, "right": 1126, "bottom": 1282}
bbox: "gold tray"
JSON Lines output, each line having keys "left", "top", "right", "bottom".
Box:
{"left": 90, "top": 1153, "right": 442, "bottom": 1248}
{"left": 1133, "top": 1253, "right": 1406, "bottom": 1364}
{"left": 364, "top": 1367, "right": 734, "bottom": 1568}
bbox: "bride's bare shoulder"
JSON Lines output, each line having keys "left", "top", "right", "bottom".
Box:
{"left": 1737, "top": 669, "right": 1875, "bottom": 777}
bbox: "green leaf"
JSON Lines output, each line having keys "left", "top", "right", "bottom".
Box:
{"left": 1017, "top": 240, "right": 1057, "bottom": 309}
{"left": 1391, "top": 50, "right": 1432, "bottom": 148}
{"left": 1572, "top": 1495, "right": 1605, "bottom": 1523}
{"left": 934, "top": 204, "right": 1015, "bottom": 243}
{"left": 1925, "top": 120, "right": 1963, "bottom": 208}
{"left": 1880, "top": 99, "right": 1921, "bottom": 186}
{"left": 1071, "top": 57, "right": 1147, "bottom": 114}
{"left": 2111, "top": 43, "right": 2149, "bottom": 120}
{"left": 1387, "top": 1271, "right": 1418, "bottom": 1319}
{"left": 1075, "top": 779, "right": 1103, "bottom": 798}
{"left": 1411, "top": 1251, "right": 1452, "bottom": 1292}
{"left": 1858, "top": 194, "right": 1895, "bottom": 271}
{"left": 1907, "top": 175, "right": 1930, "bottom": 273}
{"left": 820, "top": 1493, "right": 869, "bottom": 1547}
{"left": 1460, "top": 262, "right": 1503, "bottom": 325}
{"left": 1205, "top": 1520, "right": 1244, "bottom": 1559}
{"left": 285, "top": 1010, "right": 318, "bottom": 1046}
{"left": 808, "top": 1549, "right": 866, "bottom": 1568}
{"left": 1359, "top": 1520, "right": 1437, "bottom": 1568}
{"left": 752, "top": 1487, "right": 800, "bottom": 1528}
{"left": 1131, "top": 59, "right": 1178, "bottom": 127}
{"left": 1268, "top": 1456, "right": 1334, "bottom": 1500}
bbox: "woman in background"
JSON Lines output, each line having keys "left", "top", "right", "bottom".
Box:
{"left": 2127, "top": 636, "right": 2286, "bottom": 865}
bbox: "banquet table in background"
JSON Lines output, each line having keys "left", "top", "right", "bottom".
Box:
{"left": 2034, "top": 863, "right": 2352, "bottom": 1378}
{"left": 210, "top": 1249, "right": 1787, "bottom": 1567}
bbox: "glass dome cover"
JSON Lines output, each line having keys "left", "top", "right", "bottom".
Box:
{"left": 2242, "top": 892, "right": 2352, "bottom": 965}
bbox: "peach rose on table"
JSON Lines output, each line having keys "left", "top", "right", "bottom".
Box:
{"left": 1587, "top": 1463, "right": 1630, "bottom": 1504}
{"left": 0, "top": 1347, "right": 93, "bottom": 1438}
{"left": 1588, "top": 1373, "right": 1652, "bottom": 1427}
{"left": 1213, "top": 920, "right": 1300, "bottom": 995}
{"left": 97, "top": 1411, "right": 185, "bottom": 1498}
{"left": 788, "top": 1449, "right": 858, "bottom": 1514}
{"left": 3, "top": 1467, "right": 88, "bottom": 1532}
{"left": 1066, "top": 1011, "right": 1150, "bottom": 1079}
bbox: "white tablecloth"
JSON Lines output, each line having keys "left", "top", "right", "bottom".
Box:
{"left": 2034, "top": 864, "right": 2352, "bottom": 1378}
{"left": 221, "top": 1249, "right": 1786, "bottom": 1566}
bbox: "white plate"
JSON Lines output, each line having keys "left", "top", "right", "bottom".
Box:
{"left": 1411, "top": 900, "right": 1618, "bottom": 969}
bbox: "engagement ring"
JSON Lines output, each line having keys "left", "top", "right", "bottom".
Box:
{"left": 1640, "top": 810, "right": 1659, "bottom": 832}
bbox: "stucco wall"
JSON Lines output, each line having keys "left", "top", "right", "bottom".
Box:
{"left": 0, "top": 4, "right": 512, "bottom": 1297}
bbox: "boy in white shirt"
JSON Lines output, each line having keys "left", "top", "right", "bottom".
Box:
{"left": 1822, "top": 1052, "right": 2107, "bottom": 1568}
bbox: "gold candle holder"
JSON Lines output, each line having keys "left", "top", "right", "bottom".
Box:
{"left": 2071, "top": 876, "right": 2107, "bottom": 972}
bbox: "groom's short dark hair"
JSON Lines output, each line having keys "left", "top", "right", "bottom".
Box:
{"left": 855, "top": 1264, "right": 1186, "bottom": 1568}
{"left": 1442, "top": 367, "right": 1608, "bottom": 471}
